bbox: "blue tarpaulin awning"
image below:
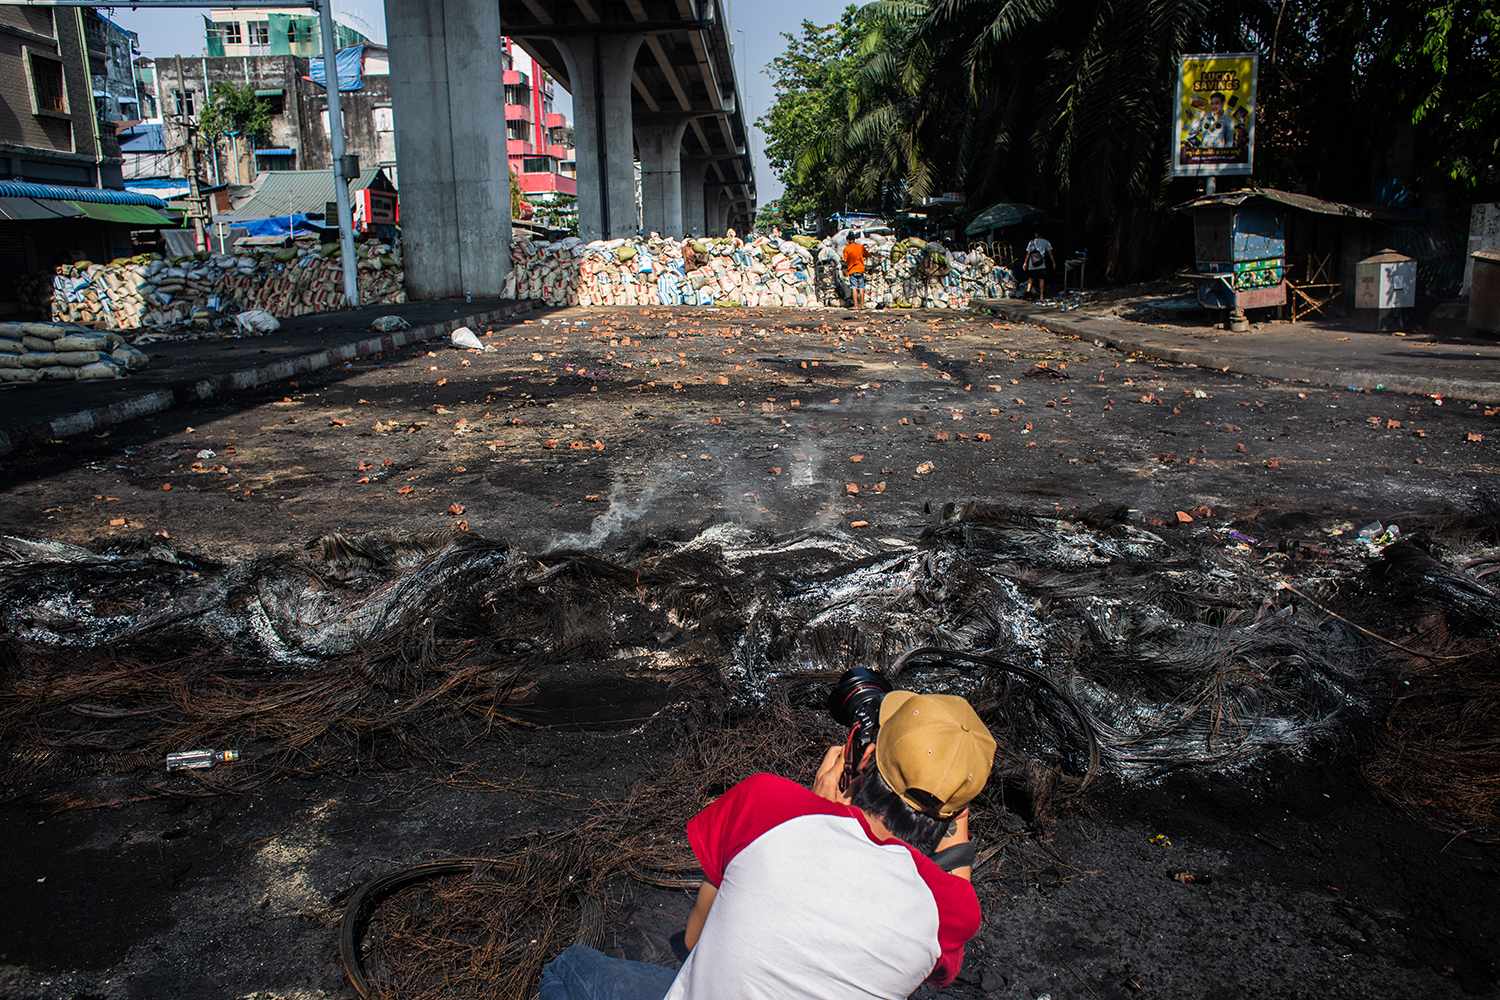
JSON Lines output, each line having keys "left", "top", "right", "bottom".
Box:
{"left": 230, "top": 214, "right": 319, "bottom": 239}
{"left": 309, "top": 44, "right": 364, "bottom": 91}
{"left": 0, "top": 181, "right": 168, "bottom": 208}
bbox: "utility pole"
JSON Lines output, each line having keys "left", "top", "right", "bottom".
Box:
{"left": 315, "top": 0, "right": 359, "bottom": 307}
{"left": 174, "top": 55, "right": 208, "bottom": 251}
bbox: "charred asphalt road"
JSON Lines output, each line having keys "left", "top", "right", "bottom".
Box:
{"left": 1, "top": 305, "right": 1496, "bottom": 551}
{"left": 0, "top": 306, "right": 1497, "bottom": 1000}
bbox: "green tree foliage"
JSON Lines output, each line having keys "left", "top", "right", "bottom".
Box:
{"left": 198, "top": 81, "right": 272, "bottom": 146}
{"left": 755, "top": 199, "right": 791, "bottom": 231}
{"left": 532, "top": 194, "right": 580, "bottom": 236}
{"left": 757, "top": 7, "right": 870, "bottom": 225}
{"left": 1403, "top": 2, "right": 1500, "bottom": 189}
{"left": 762, "top": 0, "right": 1498, "bottom": 279}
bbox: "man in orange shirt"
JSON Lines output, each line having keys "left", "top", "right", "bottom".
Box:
{"left": 843, "top": 238, "right": 867, "bottom": 309}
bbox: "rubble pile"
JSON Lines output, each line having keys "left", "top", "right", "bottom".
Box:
{"left": 0, "top": 321, "right": 149, "bottom": 382}
{"left": 13, "top": 244, "right": 406, "bottom": 330}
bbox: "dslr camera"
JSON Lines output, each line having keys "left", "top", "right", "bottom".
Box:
{"left": 826, "top": 666, "right": 893, "bottom": 792}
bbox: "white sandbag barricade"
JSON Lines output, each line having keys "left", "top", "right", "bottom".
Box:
{"left": 815, "top": 231, "right": 1016, "bottom": 309}
{"left": 14, "top": 243, "right": 407, "bottom": 331}
{"left": 0, "top": 321, "right": 146, "bottom": 383}
{"left": 499, "top": 230, "right": 1010, "bottom": 311}
{"left": 502, "top": 233, "right": 819, "bottom": 309}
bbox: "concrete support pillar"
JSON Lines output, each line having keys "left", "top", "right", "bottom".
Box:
{"left": 680, "top": 158, "right": 710, "bottom": 238}
{"left": 636, "top": 119, "right": 690, "bottom": 237}
{"left": 704, "top": 189, "right": 724, "bottom": 236}
{"left": 554, "top": 33, "right": 645, "bottom": 241}
{"left": 713, "top": 191, "right": 733, "bottom": 235}
{"left": 385, "top": 0, "right": 511, "bottom": 299}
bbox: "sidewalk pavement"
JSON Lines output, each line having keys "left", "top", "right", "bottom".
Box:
{"left": 975, "top": 296, "right": 1500, "bottom": 405}
{"left": 0, "top": 297, "right": 541, "bottom": 457}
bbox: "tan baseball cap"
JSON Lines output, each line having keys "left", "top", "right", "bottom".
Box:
{"left": 875, "top": 691, "right": 997, "bottom": 818}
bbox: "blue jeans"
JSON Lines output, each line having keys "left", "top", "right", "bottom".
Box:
{"left": 539, "top": 944, "right": 678, "bottom": 1000}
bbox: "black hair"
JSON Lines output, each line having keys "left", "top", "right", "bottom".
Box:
{"left": 848, "top": 763, "right": 947, "bottom": 854}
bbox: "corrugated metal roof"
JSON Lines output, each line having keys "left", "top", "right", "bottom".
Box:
{"left": 227, "top": 168, "right": 388, "bottom": 221}
{"left": 0, "top": 181, "right": 168, "bottom": 208}
{"left": 1175, "top": 186, "right": 1414, "bottom": 221}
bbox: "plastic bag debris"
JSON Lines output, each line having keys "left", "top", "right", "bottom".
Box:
{"left": 450, "top": 326, "right": 484, "bottom": 350}
{"left": 370, "top": 315, "right": 411, "bottom": 333}
{"left": 234, "top": 309, "right": 281, "bottom": 334}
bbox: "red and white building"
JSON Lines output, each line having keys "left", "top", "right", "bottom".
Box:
{"left": 503, "top": 38, "right": 575, "bottom": 197}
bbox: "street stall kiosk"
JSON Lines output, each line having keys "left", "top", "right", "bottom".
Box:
{"left": 1471, "top": 248, "right": 1500, "bottom": 336}
{"left": 1180, "top": 190, "right": 1287, "bottom": 328}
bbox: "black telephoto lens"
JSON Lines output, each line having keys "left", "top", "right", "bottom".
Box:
{"left": 827, "top": 666, "right": 893, "bottom": 741}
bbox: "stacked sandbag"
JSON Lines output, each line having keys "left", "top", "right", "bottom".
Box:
{"left": 505, "top": 237, "right": 583, "bottom": 306}
{"left": 14, "top": 273, "right": 53, "bottom": 317}
{"left": 28, "top": 243, "right": 406, "bottom": 330}
{"left": 0, "top": 321, "right": 148, "bottom": 383}
{"left": 217, "top": 243, "right": 406, "bottom": 319}
{"left": 501, "top": 233, "right": 818, "bottom": 309}
{"left": 817, "top": 233, "right": 1014, "bottom": 309}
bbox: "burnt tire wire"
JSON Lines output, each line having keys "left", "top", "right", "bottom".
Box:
{"left": 341, "top": 859, "right": 482, "bottom": 1000}
{"left": 890, "top": 645, "right": 1101, "bottom": 794}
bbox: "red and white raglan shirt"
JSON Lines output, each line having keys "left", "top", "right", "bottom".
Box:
{"left": 664, "top": 773, "right": 981, "bottom": 1000}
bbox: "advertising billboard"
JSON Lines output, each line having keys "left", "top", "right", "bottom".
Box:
{"left": 1172, "top": 53, "right": 1258, "bottom": 177}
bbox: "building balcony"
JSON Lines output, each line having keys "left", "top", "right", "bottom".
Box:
{"left": 518, "top": 172, "right": 577, "bottom": 197}
{"left": 506, "top": 139, "right": 535, "bottom": 157}
{"left": 545, "top": 113, "right": 567, "bottom": 128}
{"left": 504, "top": 104, "right": 531, "bottom": 122}
{"left": 546, "top": 144, "right": 570, "bottom": 161}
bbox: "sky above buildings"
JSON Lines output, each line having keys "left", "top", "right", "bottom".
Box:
{"left": 105, "top": 0, "right": 858, "bottom": 205}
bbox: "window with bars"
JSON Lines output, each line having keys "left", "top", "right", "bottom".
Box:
{"left": 30, "top": 53, "right": 65, "bottom": 114}
{"left": 521, "top": 157, "right": 552, "bottom": 174}
{"left": 248, "top": 21, "right": 269, "bottom": 46}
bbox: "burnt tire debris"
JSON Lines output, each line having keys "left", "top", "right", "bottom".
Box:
{"left": 2, "top": 500, "right": 1497, "bottom": 843}
{"left": 5, "top": 501, "right": 1500, "bottom": 999}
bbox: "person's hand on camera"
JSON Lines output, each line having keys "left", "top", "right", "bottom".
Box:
{"left": 812, "top": 744, "right": 848, "bottom": 802}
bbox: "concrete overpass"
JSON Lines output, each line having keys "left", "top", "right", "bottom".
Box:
{"left": 385, "top": 0, "right": 756, "bottom": 299}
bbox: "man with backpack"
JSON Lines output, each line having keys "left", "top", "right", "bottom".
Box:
{"left": 1021, "top": 231, "right": 1055, "bottom": 301}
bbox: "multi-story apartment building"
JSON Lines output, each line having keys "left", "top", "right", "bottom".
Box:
{"left": 503, "top": 37, "right": 575, "bottom": 198}
{"left": 152, "top": 45, "right": 393, "bottom": 187}
{"left": 132, "top": 55, "right": 158, "bottom": 119}
{"left": 89, "top": 13, "right": 141, "bottom": 124}
{"left": 204, "top": 6, "right": 370, "bottom": 58}
{"left": 0, "top": 7, "right": 173, "bottom": 314}
{"left": 0, "top": 4, "right": 121, "bottom": 188}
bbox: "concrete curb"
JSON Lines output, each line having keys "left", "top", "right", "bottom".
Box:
{"left": 973, "top": 300, "right": 1500, "bottom": 405}
{"left": 0, "top": 299, "right": 541, "bottom": 458}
